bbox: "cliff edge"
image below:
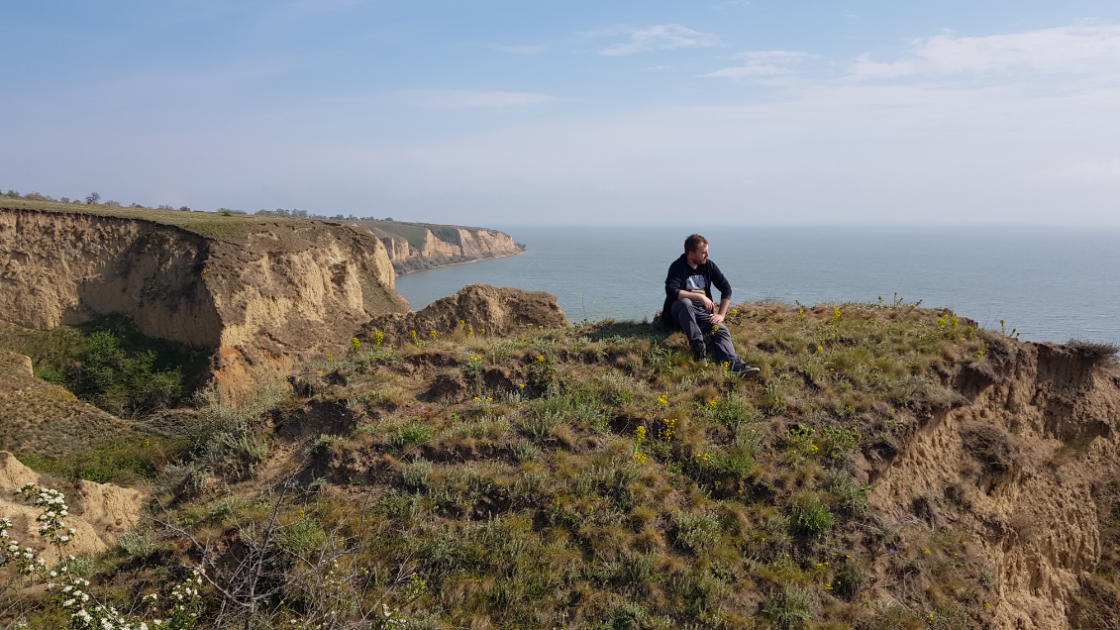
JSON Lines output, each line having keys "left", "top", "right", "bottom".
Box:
{"left": 0, "top": 206, "right": 410, "bottom": 390}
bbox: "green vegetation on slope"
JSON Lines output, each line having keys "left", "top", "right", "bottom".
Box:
{"left": 2, "top": 300, "right": 1023, "bottom": 629}
{"left": 0, "top": 315, "right": 210, "bottom": 417}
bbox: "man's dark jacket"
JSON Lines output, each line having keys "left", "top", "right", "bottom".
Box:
{"left": 661, "top": 253, "right": 732, "bottom": 331}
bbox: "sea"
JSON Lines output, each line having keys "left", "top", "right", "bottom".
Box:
{"left": 394, "top": 226, "right": 1120, "bottom": 345}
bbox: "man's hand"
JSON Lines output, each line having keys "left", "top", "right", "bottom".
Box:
{"left": 700, "top": 295, "right": 716, "bottom": 312}
{"left": 709, "top": 313, "right": 725, "bottom": 325}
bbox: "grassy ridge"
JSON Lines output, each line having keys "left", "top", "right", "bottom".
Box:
{"left": 3, "top": 300, "right": 1016, "bottom": 629}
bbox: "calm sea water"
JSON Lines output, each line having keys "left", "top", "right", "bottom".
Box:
{"left": 395, "top": 226, "right": 1120, "bottom": 344}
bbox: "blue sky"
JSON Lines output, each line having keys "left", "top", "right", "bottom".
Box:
{"left": 3, "top": 1, "right": 1120, "bottom": 225}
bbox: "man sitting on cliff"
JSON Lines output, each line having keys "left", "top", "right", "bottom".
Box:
{"left": 662, "top": 234, "right": 759, "bottom": 375}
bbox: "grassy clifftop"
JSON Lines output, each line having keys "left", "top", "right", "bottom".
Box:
{"left": 0, "top": 197, "right": 277, "bottom": 240}
{"left": 1, "top": 197, "right": 507, "bottom": 245}
{"left": 5, "top": 298, "right": 1116, "bottom": 629}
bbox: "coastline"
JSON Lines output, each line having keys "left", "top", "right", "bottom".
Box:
{"left": 392, "top": 248, "right": 525, "bottom": 277}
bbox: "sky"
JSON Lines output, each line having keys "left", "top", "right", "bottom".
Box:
{"left": 3, "top": 1, "right": 1120, "bottom": 226}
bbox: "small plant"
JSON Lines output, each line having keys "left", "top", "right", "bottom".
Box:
{"left": 673, "top": 509, "right": 720, "bottom": 552}
{"left": 762, "top": 584, "right": 814, "bottom": 628}
{"left": 460, "top": 355, "right": 484, "bottom": 382}
{"left": 527, "top": 353, "right": 557, "bottom": 392}
{"left": 702, "top": 391, "right": 755, "bottom": 429}
{"left": 350, "top": 337, "right": 361, "bottom": 352}
{"left": 372, "top": 330, "right": 384, "bottom": 351}
{"left": 632, "top": 425, "right": 647, "bottom": 464}
{"left": 393, "top": 422, "right": 433, "bottom": 448}
{"left": 401, "top": 457, "right": 433, "bottom": 489}
{"left": 790, "top": 493, "right": 833, "bottom": 536}
{"left": 410, "top": 330, "right": 420, "bottom": 346}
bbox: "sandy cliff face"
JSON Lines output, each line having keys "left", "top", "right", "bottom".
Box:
{"left": 0, "top": 209, "right": 220, "bottom": 344}
{"left": 455, "top": 227, "right": 522, "bottom": 259}
{"left": 860, "top": 339, "right": 1120, "bottom": 629}
{"left": 371, "top": 224, "right": 523, "bottom": 271}
{"left": 0, "top": 208, "right": 409, "bottom": 390}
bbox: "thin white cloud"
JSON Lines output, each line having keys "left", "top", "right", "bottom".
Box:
{"left": 598, "top": 24, "right": 720, "bottom": 56}
{"left": 850, "top": 24, "right": 1120, "bottom": 79}
{"left": 400, "top": 90, "right": 551, "bottom": 109}
{"left": 1058, "top": 159, "right": 1120, "bottom": 180}
{"left": 707, "top": 51, "right": 810, "bottom": 79}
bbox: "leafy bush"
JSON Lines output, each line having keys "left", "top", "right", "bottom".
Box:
{"left": 833, "top": 567, "right": 865, "bottom": 601}
{"left": 23, "top": 315, "right": 210, "bottom": 417}
{"left": 822, "top": 468, "right": 870, "bottom": 514}
{"left": 67, "top": 330, "right": 181, "bottom": 415}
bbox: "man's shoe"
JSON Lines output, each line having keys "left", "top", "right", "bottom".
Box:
{"left": 729, "top": 360, "right": 760, "bottom": 375}
{"left": 691, "top": 346, "right": 707, "bottom": 365}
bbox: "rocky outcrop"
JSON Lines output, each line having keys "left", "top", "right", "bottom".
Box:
{"left": 358, "top": 284, "right": 566, "bottom": 347}
{"left": 860, "top": 338, "right": 1120, "bottom": 629}
{"left": 0, "top": 208, "right": 410, "bottom": 391}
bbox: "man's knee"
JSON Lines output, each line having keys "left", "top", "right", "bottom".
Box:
{"left": 670, "top": 300, "right": 691, "bottom": 317}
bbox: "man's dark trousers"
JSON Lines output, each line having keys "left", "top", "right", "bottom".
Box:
{"left": 670, "top": 300, "right": 737, "bottom": 363}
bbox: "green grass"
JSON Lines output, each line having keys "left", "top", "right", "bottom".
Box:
{"left": 18, "top": 436, "right": 185, "bottom": 485}
{"left": 3, "top": 301, "right": 1009, "bottom": 629}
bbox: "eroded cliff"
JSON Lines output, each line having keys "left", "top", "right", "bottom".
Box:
{"left": 858, "top": 339, "right": 1120, "bottom": 629}
{"left": 0, "top": 207, "right": 409, "bottom": 389}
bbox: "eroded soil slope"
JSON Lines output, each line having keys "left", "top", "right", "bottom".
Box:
{"left": 861, "top": 338, "right": 1120, "bottom": 629}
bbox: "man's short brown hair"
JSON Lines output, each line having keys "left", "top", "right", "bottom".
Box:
{"left": 684, "top": 234, "right": 708, "bottom": 253}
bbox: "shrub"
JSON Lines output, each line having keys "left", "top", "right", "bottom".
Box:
{"left": 606, "top": 603, "right": 649, "bottom": 630}
{"left": 790, "top": 493, "right": 833, "bottom": 536}
{"left": 527, "top": 353, "right": 558, "bottom": 392}
{"left": 817, "top": 426, "right": 861, "bottom": 461}
{"left": 822, "top": 468, "right": 869, "bottom": 514}
{"left": 117, "top": 528, "right": 155, "bottom": 558}
{"left": 66, "top": 330, "right": 181, "bottom": 415}
{"left": 279, "top": 518, "right": 327, "bottom": 557}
